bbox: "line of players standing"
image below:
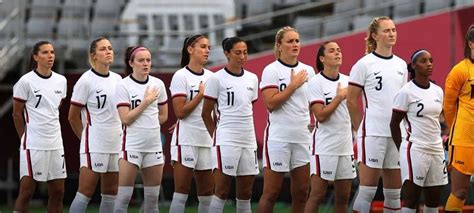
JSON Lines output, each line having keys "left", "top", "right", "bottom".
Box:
{"left": 11, "top": 16, "right": 474, "bottom": 212}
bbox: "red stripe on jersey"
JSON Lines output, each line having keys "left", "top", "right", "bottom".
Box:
{"left": 171, "top": 93, "right": 187, "bottom": 99}
{"left": 86, "top": 153, "right": 92, "bottom": 169}
{"left": 315, "top": 155, "right": 321, "bottom": 176}
{"left": 13, "top": 97, "right": 27, "bottom": 102}
{"left": 310, "top": 100, "right": 325, "bottom": 106}
{"left": 362, "top": 88, "right": 368, "bottom": 108}
{"left": 348, "top": 82, "right": 363, "bottom": 88}
{"left": 70, "top": 101, "right": 85, "bottom": 107}
{"left": 85, "top": 125, "right": 90, "bottom": 153}
{"left": 23, "top": 108, "right": 29, "bottom": 149}
{"left": 177, "top": 145, "right": 182, "bottom": 164}
{"left": 204, "top": 95, "right": 217, "bottom": 101}
{"left": 361, "top": 115, "right": 367, "bottom": 164}
{"left": 123, "top": 151, "right": 128, "bottom": 161}
{"left": 26, "top": 149, "right": 33, "bottom": 177}
{"left": 264, "top": 117, "right": 271, "bottom": 169}
{"left": 407, "top": 142, "right": 413, "bottom": 181}
{"left": 117, "top": 103, "right": 131, "bottom": 108}
{"left": 406, "top": 116, "right": 412, "bottom": 141}
{"left": 393, "top": 108, "right": 407, "bottom": 113}
{"left": 312, "top": 129, "right": 317, "bottom": 155}
{"left": 175, "top": 121, "right": 180, "bottom": 145}
{"left": 158, "top": 100, "right": 168, "bottom": 105}
{"left": 85, "top": 105, "right": 92, "bottom": 126}
{"left": 216, "top": 146, "right": 222, "bottom": 170}
{"left": 121, "top": 126, "right": 127, "bottom": 151}
{"left": 261, "top": 85, "right": 278, "bottom": 91}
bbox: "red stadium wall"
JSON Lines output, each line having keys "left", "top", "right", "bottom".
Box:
{"left": 1, "top": 6, "right": 473, "bottom": 175}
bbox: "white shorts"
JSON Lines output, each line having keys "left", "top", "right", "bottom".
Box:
{"left": 80, "top": 153, "right": 119, "bottom": 173}
{"left": 310, "top": 155, "right": 356, "bottom": 181}
{"left": 121, "top": 151, "right": 164, "bottom": 169}
{"left": 20, "top": 149, "right": 67, "bottom": 182}
{"left": 263, "top": 141, "right": 310, "bottom": 172}
{"left": 357, "top": 136, "right": 400, "bottom": 169}
{"left": 400, "top": 142, "right": 448, "bottom": 187}
{"left": 212, "top": 145, "right": 259, "bottom": 176}
{"left": 171, "top": 145, "right": 212, "bottom": 170}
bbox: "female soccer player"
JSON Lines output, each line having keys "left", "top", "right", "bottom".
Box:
{"left": 13, "top": 41, "right": 67, "bottom": 212}
{"left": 258, "top": 26, "right": 315, "bottom": 212}
{"left": 169, "top": 34, "right": 214, "bottom": 212}
{"left": 347, "top": 16, "right": 408, "bottom": 212}
{"left": 113, "top": 46, "right": 168, "bottom": 212}
{"left": 201, "top": 37, "right": 259, "bottom": 213}
{"left": 444, "top": 24, "right": 474, "bottom": 212}
{"left": 69, "top": 37, "right": 122, "bottom": 212}
{"left": 390, "top": 49, "right": 447, "bottom": 213}
{"left": 304, "top": 41, "right": 355, "bottom": 213}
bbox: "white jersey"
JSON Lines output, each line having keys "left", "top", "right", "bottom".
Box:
{"left": 349, "top": 52, "right": 408, "bottom": 137}
{"left": 204, "top": 67, "right": 258, "bottom": 148}
{"left": 13, "top": 70, "right": 67, "bottom": 150}
{"left": 307, "top": 72, "right": 353, "bottom": 155}
{"left": 169, "top": 66, "right": 213, "bottom": 147}
{"left": 116, "top": 75, "right": 168, "bottom": 152}
{"left": 260, "top": 59, "right": 315, "bottom": 144}
{"left": 70, "top": 69, "right": 122, "bottom": 153}
{"left": 392, "top": 81, "right": 444, "bottom": 154}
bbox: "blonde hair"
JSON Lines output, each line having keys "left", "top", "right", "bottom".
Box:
{"left": 274, "top": 26, "right": 298, "bottom": 59}
{"left": 365, "top": 16, "right": 392, "bottom": 54}
{"left": 88, "top": 37, "right": 109, "bottom": 68}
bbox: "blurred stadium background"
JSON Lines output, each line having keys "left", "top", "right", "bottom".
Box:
{"left": 1, "top": 0, "right": 474, "bottom": 211}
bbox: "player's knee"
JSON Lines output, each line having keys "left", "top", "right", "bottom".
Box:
{"left": 49, "top": 187, "right": 65, "bottom": 200}
{"left": 453, "top": 188, "right": 469, "bottom": 200}
{"left": 334, "top": 193, "right": 350, "bottom": 206}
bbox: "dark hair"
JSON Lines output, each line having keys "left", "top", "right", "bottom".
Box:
{"left": 407, "top": 49, "right": 429, "bottom": 79}
{"left": 222, "top": 37, "right": 245, "bottom": 53}
{"left": 89, "top": 37, "right": 109, "bottom": 67}
{"left": 464, "top": 24, "right": 474, "bottom": 60}
{"left": 124, "top": 46, "right": 149, "bottom": 75}
{"left": 315, "top": 41, "right": 333, "bottom": 72}
{"left": 180, "top": 34, "right": 206, "bottom": 68}
{"left": 28, "top": 41, "right": 52, "bottom": 71}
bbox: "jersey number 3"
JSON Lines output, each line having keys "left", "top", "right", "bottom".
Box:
{"left": 375, "top": 76, "right": 382, "bottom": 91}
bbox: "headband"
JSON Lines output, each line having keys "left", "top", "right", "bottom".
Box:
{"left": 411, "top": 49, "right": 428, "bottom": 63}
{"left": 130, "top": 47, "right": 148, "bottom": 59}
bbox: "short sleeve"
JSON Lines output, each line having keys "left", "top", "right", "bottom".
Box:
{"left": 259, "top": 65, "right": 278, "bottom": 91}
{"left": 13, "top": 78, "right": 29, "bottom": 102}
{"left": 252, "top": 75, "right": 259, "bottom": 102}
{"left": 349, "top": 60, "right": 367, "bottom": 88}
{"left": 204, "top": 75, "right": 219, "bottom": 101}
{"left": 70, "top": 76, "right": 89, "bottom": 106}
{"left": 62, "top": 77, "right": 67, "bottom": 99}
{"left": 158, "top": 80, "right": 168, "bottom": 105}
{"left": 115, "top": 81, "right": 131, "bottom": 108}
{"left": 169, "top": 72, "right": 187, "bottom": 98}
{"left": 392, "top": 88, "right": 409, "bottom": 112}
{"left": 307, "top": 77, "right": 324, "bottom": 106}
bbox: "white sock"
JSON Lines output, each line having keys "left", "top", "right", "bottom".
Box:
{"left": 69, "top": 192, "right": 91, "bottom": 213}
{"left": 100, "top": 193, "right": 116, "bottom": 213}
{"left": 113, "top": 186, "right": 134, "bottom": 213}
{"left": 423, "top": 206, "right": 439, "bottom": 213}
{"left": 401, "top": 207, "right": 416, "bottom": 213}
{"left": 198, "top": 195, "right": 212, "bottom": 213}
{"left": 383, "top": 188, "right": 401, "bottom": 212}
{"left": 169, "top": 192, "right": 188, "bottom": 213}
{"left": 236, "top": 198, "right": 251, "bottom": 213}
{"left": 209, "top": 195, "right": 226, "bottom": 213}
{"left": 144, "top": 186, "right": 160, "bottom": 213}
{"left": 353, "top": 186, "right": 377, "bottom": 213}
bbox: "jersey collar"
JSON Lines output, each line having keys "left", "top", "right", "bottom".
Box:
{"left": 224, "top": 67, "right": 244, "bottom": 77}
